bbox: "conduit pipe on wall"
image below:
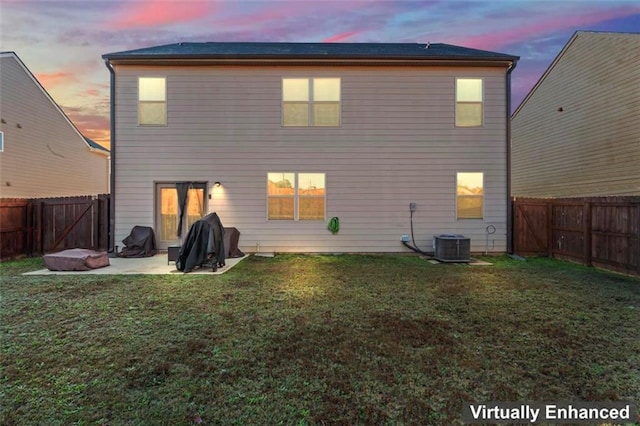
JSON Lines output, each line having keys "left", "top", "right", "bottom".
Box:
{"left": 104, "top": 59, "right": 116, "bottom": 253}
{"left": 506, "top": 58, "right": 518, "bottom": 254}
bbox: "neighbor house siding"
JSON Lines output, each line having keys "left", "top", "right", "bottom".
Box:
{"left": 0, "top": 54, "right": 109, "bottom": 198}
{"left": 113, "top": 64, "right": 509, "bottom": 253}
{"left": 512, "top": 32, "right": 640, "bottom": 197}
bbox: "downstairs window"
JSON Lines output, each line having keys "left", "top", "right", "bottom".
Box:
{"left": 267, "top": 172, "right": 326, "bottom": 220}
{"left": 456, "top": 172, "right": 484, "bottom": 219}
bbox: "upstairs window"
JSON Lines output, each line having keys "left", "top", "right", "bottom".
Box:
{"left": 267, "top": 172, "right": 326, "bottom": 220}
{"left": 456, "top": 78, "right": 483, "bottom": 127}
{"left": 0, "top": 131, "right": 3, "bottom": 152}
{"left": 138, "top": 77, "right": 166, "bottom": 125}
{"left": 456, "top": 172, "right": 484, "bottom": 219}
{"left": 282, "top": 78, "right": 340, "bottom": 127}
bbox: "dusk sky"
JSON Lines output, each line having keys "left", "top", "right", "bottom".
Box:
{"left": 1, "top": 0, "right": 638, "bottom": 149}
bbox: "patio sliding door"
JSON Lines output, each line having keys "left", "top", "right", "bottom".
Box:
{"left": 155, "top": 182, "right": 206, "bottom": 249}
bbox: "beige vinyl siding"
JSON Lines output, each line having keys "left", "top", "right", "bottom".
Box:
{"left": 0, "top": 54, "right": 109, "bottom": 198}
{"left": 512, "top": 32, "right": 640, "bottom": 197}
{"left": 113, "top": 64, "right": 509, "bottom": 253}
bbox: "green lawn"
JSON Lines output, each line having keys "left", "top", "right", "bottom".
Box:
{"left": 1, "top": 255, "right": 639, "bottom": 425}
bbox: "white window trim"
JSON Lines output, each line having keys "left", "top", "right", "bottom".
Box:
{"left": 281, "top": 77, "right": 341, "bottom": 127}
{"left": 267, "top": 172, "right": 327, "bottom": 221}
{"left": 455, "top": 77, "right": 484, "bottom": 128}
{"left": 456, "top": 171, "right": 484, "bottom": 220}
{"left": 138, "top": 76, "right": 167, "bottom": 126}
{"left": 0, "top": 130, "right": 4, "bottom": 152}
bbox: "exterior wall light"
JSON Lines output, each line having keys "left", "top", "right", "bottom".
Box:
{"left": 214, "top": 181, "right": 221, "bottom": 187}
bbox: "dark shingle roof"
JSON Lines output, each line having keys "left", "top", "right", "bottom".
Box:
{"left": 103, "top": 42, "right": 518, "bottom": 62}
{"left": 84, "top": 136, "right": 110, "bottom": 153}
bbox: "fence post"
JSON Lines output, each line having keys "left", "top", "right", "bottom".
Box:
{"left": 511, "top": 198, "right": 517, "bottom": 253}
{"left": 546, "top": 201, "right": 553, "bottom": 257}
{"left": 92, "top": 197, "right": 99, "bottom": 250}
{"left": 637, "top": 200, "right": 640, "bottom": 276}
{"left": 25, "top": 201, "right": 33, "bottom": 257}
{"left": 39, "top": 200, "right": 45, "bottom": 254}
{"left": 102, "top": 194, "right": 110, "bottom": 251}
{"left": 31, "top": 200, "right": 43, "bottom": 255}
{"left": 583, "top": 200, "right": 592, "bottom": 267}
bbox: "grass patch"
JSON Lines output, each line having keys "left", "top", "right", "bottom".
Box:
{"left": 1, "top": 255, "right": 639, "bottom": 425}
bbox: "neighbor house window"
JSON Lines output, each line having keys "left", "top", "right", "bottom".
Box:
{"left": 0, "top": 131, "right": 3, "bottom": 152}
{"left": 456, "top": 78, "right": 483, "bottom": 127}
{"left": 282, "top": 78, "right": 340, "bottom": 127}
{"left": 267, "top": 172, "right": 326, "bottom": 220}
{"left": 138, "top": 77, "right": 166, "bottom": 125}
{"left": 456, "top": 172, "right": 483, "bottom": 219}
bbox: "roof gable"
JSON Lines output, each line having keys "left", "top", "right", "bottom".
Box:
{"left": 0, "top": 51, "right": 109, "bottom": 155}
{"left": 512, "top": 31, "right": 640, "bottom": 118}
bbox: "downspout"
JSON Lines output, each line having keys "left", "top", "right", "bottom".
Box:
{"left": 506, "top": 58, "right": 518, "bottom": 254}
{"left": 104, "top": 59, "right": 116, "bottom": 254}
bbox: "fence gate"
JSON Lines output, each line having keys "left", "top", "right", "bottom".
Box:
{"left": 513, "top": 199, "right": 548, "bottom": 255}
{"left": 34, "top": 195, "right": 109, "bottom": 254}
{"left": 0, "top": 194, "right": 110, "bottom": 259}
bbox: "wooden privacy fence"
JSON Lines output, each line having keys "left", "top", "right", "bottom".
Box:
{"left": 0, "top": 194, "right": 110, "bottom": 260}
{"left": 513, "top": 196, "right": 640, "bottom": 276}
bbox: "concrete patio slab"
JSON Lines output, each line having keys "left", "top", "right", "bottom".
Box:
{"left": 24, "top": 254, "right": 250, "bottom": 275}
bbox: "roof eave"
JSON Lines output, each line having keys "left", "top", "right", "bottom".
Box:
{"left": 103, "top": 55, "right": 517, "bottom": 67}
{"left": 89, "top": 146, "right": 110, "bottom": 156}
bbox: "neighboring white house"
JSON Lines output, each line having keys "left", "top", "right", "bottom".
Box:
{"left": 512, "top": 31, "right": 640, "bottom": 197}
{"left": 102, "top": 42, "right": 518, "bottom": 253}
{"left": 0, "top": 51, "right": 110, "bottom": 198}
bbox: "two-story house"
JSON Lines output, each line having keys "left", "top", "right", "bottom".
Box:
{"left": 102, "top": 42, "right": 518, "bottom": 254}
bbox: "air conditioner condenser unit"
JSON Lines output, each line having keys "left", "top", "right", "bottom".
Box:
{"left": 433, "top": 234, "right": 470, "bottom": 262}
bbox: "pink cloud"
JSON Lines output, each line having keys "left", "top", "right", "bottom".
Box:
{"left": 84, "top": 129, "right": 110, "bottom": 150}
{"left": 110, "top": 0, "right": 213, "bottom": 30}
{"left": 85, "top": 89, "right": 101, "bottom": 97}
{"left": 323, "top": 31, "right": 361, "bottom": 43}
{"left": 65, "top": 107, "right": 111, "bottom": 149}
{"left": 450, "top": 6, "right": 638, "bottom": 50}
{"left": 35, "top": 71, "right": 77, "bottom": 90}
